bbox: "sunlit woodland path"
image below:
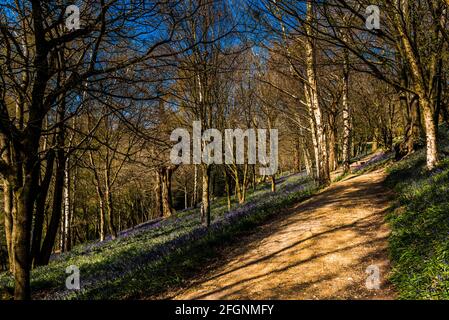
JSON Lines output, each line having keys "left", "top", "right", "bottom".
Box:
{"left": 173, "top": 168, "right": 396, "bottom": 300}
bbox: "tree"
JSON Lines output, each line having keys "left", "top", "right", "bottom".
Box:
{"left": 0, "top": 0, "right": 202, "bottom": 299}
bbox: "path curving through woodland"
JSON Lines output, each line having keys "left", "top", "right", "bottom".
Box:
{"left": 173, "top": 168, "right": 396, "bottom": 300}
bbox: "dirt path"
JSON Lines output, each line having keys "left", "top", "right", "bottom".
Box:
{"left": 173, "top": 168, "right": 396, "bottom": 300}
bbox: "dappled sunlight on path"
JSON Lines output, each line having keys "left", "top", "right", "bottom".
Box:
{"left": 173, "top": 168, "right": 396, "bottom": 300}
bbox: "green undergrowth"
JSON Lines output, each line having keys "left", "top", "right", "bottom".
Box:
{"left": 78, "top": 185, "right": 317, "bottom": 299}
{"left": 0, "top": 172, "right": 317, "bottom": 300}
{"left": 385, "top": 127, "right": 449, "bottom": 299}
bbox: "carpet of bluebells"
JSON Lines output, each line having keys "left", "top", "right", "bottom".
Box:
{"left": 0, "top": 172, "right": 316, "bottom": 300}
{"left": 386, "top": 147, "right": 449, "bottom": 299}
{"left": 383, "top": 125, "right": 449, "bottom": 299}
{"left": 351, "top": 152, "right": 394, "bottom": 174}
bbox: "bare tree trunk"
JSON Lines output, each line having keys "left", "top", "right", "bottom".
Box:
{"left": 60, "top": 207, "right": 65, "bottom": 252}
{"left": 154, "top": 170, "right": 163, "bottom": 218}
{"left": 305, "top": 1, "right": 330, "bottom": 185}
{"left": 184, "top": 185, "right": 188, "bottom": 210}
{"left": 342, "top": 46, "right": 351, "bottom": 174}
{"left": 12, "top": 181, "right": 33, "bottom": 300}
{"left": 224, "top": 168, "right": 231, "bottom": 211}
{"left": 305, "top": 66, "right": 328, "bottom": 183}
{"left": 201, "top": 164, "right": 211, "bottom": 227}
{"left": 396, "top": 93, "right": 421, "bottom": 159}
{"left": 393, "top": 4, "right": 439, "bottom": 169}
{"left": 193, "top": 165, "right": 198, "bottom": 206}
{"left": 68, "top": 166, "right": 78, "bottom": 251}
{"left": 235, "top": 179, "right": 243, "bottom": 204}
{"left": 3, "top": 180, "right": 14, "bottom": 273}
{"left": 37, "top": 149, "right": 66, "bottom": 265}
{"left": 434, "top": 57, "right": 443, "bottom": 133}
{"left": 306, "top": 90, "right": 320, "bottom": 180}
{"left": 160, "top": 166, "right": 176, "bottom": 217}
{"left": 304, "top": 153, "right": 312, "bottom": 177}
{"left": 36, "top": 87, "right": 69, "bottom": 264}
{"left": 294, "top": 140, "right": 300, "bottom": 172}
{"left": 88, "top": 151, "right": 106, "bottom": 241}
{"left": 61, "top": 157, "right": 70, "bottom": 252}
{"left": 422, "top": 97, "right": 439, "bottom": 169}
{"left": 241, "top": 164, "right": 249, "bottom": 201}
{"left": 31, "top": 149, "right": 54, "bottom": 266}
{"left": 328, "top": 116, "right": 338, "bottom": 172}
{"left": 11, "top": 133, "right": 41, "bottom": 299}
{"left": 231, "top": 165, "right": 247, "bottom": 204}
{"left": 104, "top": 168, "right": 117, "bottom": 239}
{"left": 97, "top": 192, "right": 106, "bottom": 241}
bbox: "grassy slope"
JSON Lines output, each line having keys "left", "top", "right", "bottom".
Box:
{"left": 0, "top": 172, "right": 317, "bottom": 300}
{"left": 3, "top": 142, "right": 448, "bottom": 300}
{"left": 385, "top": 127, "right": 449, "bottom": 299}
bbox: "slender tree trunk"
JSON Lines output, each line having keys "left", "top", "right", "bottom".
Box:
{"left": 342, "top": 47, "right": 351, "bottom": 174}
{"left": 224, "top": 168, "right": 231, "bottom": 211}
{"left": 60, "top": 205, "right": 65, "bottom": 252}
{"left": 304, "top": 1, "right": 330, "bottom": 185}
{"left": 98, "top": 197, "right": 106, "bottom": 241}
{"left": 68, "top": 166, "right": 78, "bottom": 251}
{"left": 328, "top": 116, "right": 338, "bottom": 172}
{"left": 36, "top": 91, "right": 68, "bottom": 265}
{"left": 294, "top": 139, "right": 301, "bottom": 172}
{"left": 201, "top": 164, "right": 211, "bottom": 227}
{"left": 62, "top": 158, "right": 71, "bottom": 251}
{"left": 31, "top": 150, "right": 54, "bottom": 266}
{"left": 154, "top": 169, "right": 163, "bottom": 218}
{"left": 251, "top": 165, "right": 256, "bottom": 191}
{"left": 306, "top": 90, "right": 320, "bottom": 180}
{"left": 104, "top": 168, "right": 117, "bottom": 239}
{"left": 89, "top": 152, "right": 106, "bottom": 241}
{"left": 271, "top": 175, "right": 276, "bottom": 192}
{"left": 241, "top": 164, "right": 249, "bottom": 201}
{"left": 37, "top": 149, "right": 66, "bottom": 265}
{"left": 434, "top": 57, "right": 443, "bottom": 133}
{"left": 300, "top": 138, "right": 313, "bottom": 177}
{"left": 3, "top": 180, "right": 14, "bottom": 273}
{"left": 232, "top": 166, "right": 246, "bottom": 204}
{"left": 193, "top": 164, "right": 198, "bottom": 206}
{"left": 235, "top": 179, "right": 243, "bottom": 203}
{"left": 184, "top": 185, "right": 188, "bottom": 210}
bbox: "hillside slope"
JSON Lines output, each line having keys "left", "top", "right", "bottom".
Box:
{"left": 172, "top": 168, "right": 396, "bottom": 299}
{"left": 0, "top": 172, "right": 317, "bottom": 300}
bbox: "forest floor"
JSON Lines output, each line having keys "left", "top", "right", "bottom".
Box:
{"left": 170, "top": 160, "right": 396, "bottom": 299}
{"left": 0, "top": 152, "right": 399, "bottom": 300}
